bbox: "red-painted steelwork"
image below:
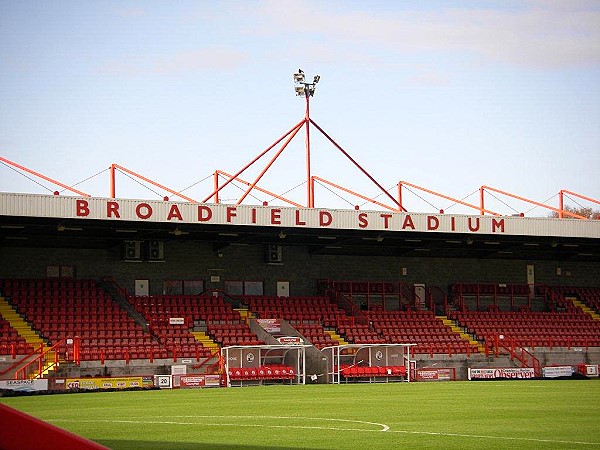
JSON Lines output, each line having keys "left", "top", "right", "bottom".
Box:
{"left": 201, "top": 120, "right": 305, "bottom": 203}
{"left": 559, "top": 190, "right": 600, "bottom": 218}
{"left": 481, "top": 185, "right": 588, "bottom": 219}
{"left": 398, "top": 180, "right": 501, "bottom": 216}
{"left": 236, "top": 122, "right": 303, "bottom": 205}
{"left": 309, "top": 119, "right": 405, "bottom": 212}
{"left": 0, "top": 156, "right": 90, "bottom": 197}
{"left": 312, "top": 176, "right": 397, "bottom": 212}
{"left": 110, "top": 163, "right": 197, "bottom": 203}
{"left": 216, "top": 170, "right": 303, "bottom": 207}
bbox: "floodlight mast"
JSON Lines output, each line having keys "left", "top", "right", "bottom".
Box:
{"left": 293, "top": 69, "right": 320, "bottom": 207}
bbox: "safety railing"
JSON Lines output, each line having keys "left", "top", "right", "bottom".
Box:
{"left": 14, "top": 338, "right": 79, "bottom": 380}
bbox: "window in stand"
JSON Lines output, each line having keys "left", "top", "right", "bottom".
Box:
{"left": 224, "top": 281, "right": 243, "bottom": 296}
{"left": 163, "top": 280, "right": 183, "bottom": 295}
{"left": 183, "top": 280, "right": 204, "bottom": 295}
{"left": 385, "top": 294, "right": 400, "bottom": 311}
{"left": 244, "top": 281, "right": 263, "bottom": 296}
{"left": 224, "top": 281, "right": 263, "bottom": 295}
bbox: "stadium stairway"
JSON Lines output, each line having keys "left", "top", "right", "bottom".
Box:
{"left": 0, "top": 296, "right": 58, "bottom": 378}
{"left": 191, "top": 331, "right": 220, "bottom": 353}
{"left": 235, "top": 308, "right": 254, "bottom": 323}
{"left": 571, "top": 299, "right": 600, "bottom": 321}
{"left": 0, "top": 297, "right": 48, "bottom": 352}
{"left": 325, "top": 329, "right": 349, "bottom": 346}
{"left": 439, "top": 316, "right": 485, "bottom": 353}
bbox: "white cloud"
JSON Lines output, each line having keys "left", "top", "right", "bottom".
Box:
{"left": 255, "top": 0, "right": 600, "bottom": 69}
{"left": 118, "top": 8, "right": 145, "bottom": 18}
{"left": 153, "top": 48, "right": 248, "bottom": 73}
{"left": 98, "top": 48, "right": 248, "bottom": 76}
{"left": 406, "top": 70, "right": 452, "bottom": 87}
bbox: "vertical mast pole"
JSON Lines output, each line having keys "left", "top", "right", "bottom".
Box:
{"left": 305, "top": 92, "right": 313, "bottom": 207}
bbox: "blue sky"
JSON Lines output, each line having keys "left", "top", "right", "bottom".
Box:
{"left": 1, "top": 0, "right": 599, "bottom": 216}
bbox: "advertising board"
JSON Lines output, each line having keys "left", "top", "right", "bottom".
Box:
{"left": 0, "top": 379, "right": 48, "bottom": 392}
{"left": 416, "top": 368, "right": 454, "bottom": 381}
{"left": 542, "top": 366, "right": 573, "bottom": 378}
{"left": 468, "top": 367, "right": 535, "bottom": 380}
{"left": 65, "top": 377, "right": 144, "bottom": 390}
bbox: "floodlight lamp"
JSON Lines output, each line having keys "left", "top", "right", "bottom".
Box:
{"left": 293, "top": 71, "right": 305, "bottom": 83}
{"left": 295, "top": 86, "right": 306, "bottom": 96}
{"left": 313, "top": 75, "right": 320, "bottom": 83}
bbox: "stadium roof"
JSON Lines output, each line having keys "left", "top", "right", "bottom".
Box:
{"left": 1, "top": 193, "right": 598, "bottom": 262}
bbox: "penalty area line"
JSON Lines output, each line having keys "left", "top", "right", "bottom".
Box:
{"left": 387, "top": 429, "right": 600, "bottom": 446}
{"left": 49, "top": 416, "right": 596, "bottom": 446}
{"left": 169, "top": 415, "right": 389, "bottom": 432}
{"left": 47, "top": 416, "right": 389, "bottom": 433}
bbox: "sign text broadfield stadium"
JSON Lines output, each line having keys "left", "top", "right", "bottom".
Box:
{"left": 1, "top": 193, "right": 599, "bottom": 238}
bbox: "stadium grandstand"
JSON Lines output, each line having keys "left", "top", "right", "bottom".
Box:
{"left": 1, "top": 72, "right": 599, "bottom": 389}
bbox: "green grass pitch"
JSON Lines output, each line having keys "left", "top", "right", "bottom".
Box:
{"left": 2, "top": 380, "right": 599, "bottom": 450}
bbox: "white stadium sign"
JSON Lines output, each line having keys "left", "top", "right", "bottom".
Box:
{"left": 1, "top": 193, "right": 599, "bottom": 238}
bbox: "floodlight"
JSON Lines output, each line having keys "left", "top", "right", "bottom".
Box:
{"left": 292, "top": 69, "right": 319, "bottom": 98}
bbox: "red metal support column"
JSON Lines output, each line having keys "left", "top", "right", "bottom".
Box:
{"left": 558, "top": 190, "right": 564, "bottom": 219}
{"left": 73, "top": 336, "right": 80, "bottom": 365}
{"left": 213, "top": 171, "right": 220, "bottom": 204}
{"left": 110, "top": 164, "right": 116, "bottom": 198}
{"left": 397, "top": 182, "right": 403, "bottom": 212}
{"left": 479, "top": 186, "right": 485, "bottom": 216}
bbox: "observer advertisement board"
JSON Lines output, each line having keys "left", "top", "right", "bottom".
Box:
{"left": 468, "top": 368, "right": 535, "bottom": 380}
